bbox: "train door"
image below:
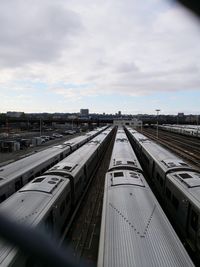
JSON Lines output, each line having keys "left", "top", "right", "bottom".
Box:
{"left": 187, "top": 204, "right": 199, "bottom": 250}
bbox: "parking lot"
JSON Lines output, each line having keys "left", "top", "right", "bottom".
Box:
{"left": 0, "top": 131, "right": 83, "bottom": 166}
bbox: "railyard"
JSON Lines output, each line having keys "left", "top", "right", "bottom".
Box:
{"left": 0, "top": 132, "right": 84, "bottom": 166}
{"left": 60, "top": 126, "right": 200, "bottom": 266}
{"left": 62, "top": 128, "right": 116, "bottom": 266}
{"left": 139, "top": 127, "right": 200, "bottom": 169}
{"left": 0, "top": 125, "right": 200, "bottom": 266}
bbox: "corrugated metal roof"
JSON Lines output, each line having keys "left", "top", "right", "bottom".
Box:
{"left": 109, "top": 129, "right": 142, "bottom": 172}
{"left": 46, "top": 131, "right": 111, "bottom": 177}
{"left": 98, "top": 172, "right": 194, "bottom": 267}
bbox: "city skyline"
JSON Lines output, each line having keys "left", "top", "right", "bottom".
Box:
{"left": 1, "top": 0, "right": 200, "bottom": 114}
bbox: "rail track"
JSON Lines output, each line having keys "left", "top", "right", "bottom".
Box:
{"left": 60, "top": 129, "right": 116, "bottom": 266}
{"left": 139, "top": 128, "right": 200, "bottom": 169}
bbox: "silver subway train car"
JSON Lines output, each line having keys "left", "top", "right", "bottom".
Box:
{"left": 98, "top": 128, "right": 194, "bottom": 267}
{"left": 125, "top": 126, "right": 200, "bottom": 256}
{"left": 0, "top": 126, "right": 108, "bottom": 203}
{"left": 159, "top": 124, "right": 200, "bottom": 138}
{"left": 0, "top": 127, "right": 114, "bottom": 267}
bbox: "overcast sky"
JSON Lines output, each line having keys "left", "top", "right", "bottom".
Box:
{"left": 0, "top": 0, "right": 200, "bottom": 114}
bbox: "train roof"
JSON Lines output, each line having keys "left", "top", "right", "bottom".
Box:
{"left": 0, "top": 175, "right": 70, "bottom": 265}
{"left": 63, "top": 135, "right": 89, "bottom": 146}
{"left": 98, "top": 170, "right": 194, "bottom": 267}
{"left": 142, "top": 141, "right": 193, "bottom": 172}
{"left": 0, "top": 175, "right": 69, "bottom": 223}
{"left": 109, "top": 129, "right": 142, "bottom": 172}
{"left": 0, "top": 145, "right": 69, "bottom": 181}
{"left": 0, "top": 128, "right": 106, "bottom": 181}
{"left": 128, "top": 130, "right": 193, "bottom": 173}
{"left": 167, "top": 170, "right": 200, "bottom": 209}
{"left": 162, "top": 124, "right": 200, "bottom": 130}
{"left": 46, "top": 130, "right": 110, "bottom": 177}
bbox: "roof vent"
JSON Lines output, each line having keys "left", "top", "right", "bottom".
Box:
{"left": 51, "top": 166, "right": 59, "bottom": 170}
{"left": 116, "top": 138, "right": 128, "bottom": 142}
{"left": 62, "top": 164, "right": 78, "bottom": 172}
{"left": 130, "top": 172, "right": 139, "bottom": 178}
{"left": 88, "top": 140, "right": 100, "bottom": 145}
{"left": 51, "top": 177, "right": 59, "bottom": 181}
{"left": 32, "top": 177, "right": 45, "bottom": 183}
{"left": 127, "top": 161, "right": 135, "bottom": 165}
{"left": 63, "top": 166, "right": 72, "bottom": 171}
{"left": 114, "top": 172, "right": 124, "bottom": 178}
{"left": 179, "top": 173, "right": 193, "bottom": 179}
{"left": 179, "top": 162, "right": 189, "bottom": 167}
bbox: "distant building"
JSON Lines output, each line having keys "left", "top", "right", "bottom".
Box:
{"left": 113, "top": 118, "right": 142, "bottom": 127}
{"left": 118, "top": 111, "right": 121, "bottom": 116}
{"left": 80, "top": 109, "right": 89, "bottom": 116}
{"left": 7, "top": 111, "right": 23, "bottom": 118}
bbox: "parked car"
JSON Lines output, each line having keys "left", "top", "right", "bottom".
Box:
{"left": 40, "top": 136, "right": 50, "bottom": 141}
{"left": 64, "top": 130, "right": 76, "bottom": 135}
{"left": 52, "top": 133, "right": 63, "bottom": 138}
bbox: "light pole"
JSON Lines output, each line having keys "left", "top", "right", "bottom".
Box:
{"left": 155, "top": 109, "right": 160, "bottom": 138}
{"left": 40, "top": 118, "right": 42, "bottom": 137}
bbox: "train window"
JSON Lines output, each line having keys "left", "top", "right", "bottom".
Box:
{"left": 32, "top": 177, "right": 45, "bottom": 183}
{"left": 191, "top": 210, "right": 198, "bottom": 231}
{"left": 166, "top": 187, "right": 171, "bottom": 200}
{"left": 156, "top": 174, "right": 160, "bottom": 182}
{"left": 179, "top": 173, "right": 192, "bottom": 179}
{"left": 60, "top": 200, "right": 65, "bottom": 216}
{"left": 172, "top": 195, "right": 179, "bottom": 210}
{"left": 0, "top": 194, "right": 6, "bottom": 203}
{"left": 160, "top": 178, "right": 163, "bottom": 187}
{"left": 114, "top": 172, "right": 124, "bottom": 178}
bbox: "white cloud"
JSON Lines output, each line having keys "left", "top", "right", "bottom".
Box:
{"left": 0, "top": 0, "right": 200, "bottom": 113}
{"left": 0, "top": 0, "right": 83, "bottom": 68}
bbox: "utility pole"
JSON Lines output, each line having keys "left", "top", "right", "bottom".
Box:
{"left": 155, "top": 109, "right": 160, "bottom": 138}
{"left": 40, "top": 118, "right": 42, "bottom": 137}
